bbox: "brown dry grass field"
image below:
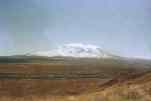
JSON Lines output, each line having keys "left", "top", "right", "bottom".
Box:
{"left": 0, "top": 57, "right": 150, "bottom": 101}
{"left": 0, "top": 71, "right": 151, "bottom": 101}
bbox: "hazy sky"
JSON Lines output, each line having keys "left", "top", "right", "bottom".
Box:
{"left": 0, "top": 0, "right": 151, "bottom": 58}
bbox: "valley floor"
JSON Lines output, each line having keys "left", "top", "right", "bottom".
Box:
{"left": 0, "top": 71, "right": 150, "bottom": 101}
{"left": 0, "top": 61, "right": 150, "bottom": 101}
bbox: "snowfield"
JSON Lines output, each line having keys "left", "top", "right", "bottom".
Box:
{"left": 28, "top": 43, "right": 113, "bottom": 58}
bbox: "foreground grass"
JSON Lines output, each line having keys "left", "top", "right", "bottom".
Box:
{"left": 0, "top": 73, "right": 150, "bottom": 101}
{"left": 0, "top": 58, "right": 150, "bottom": 101}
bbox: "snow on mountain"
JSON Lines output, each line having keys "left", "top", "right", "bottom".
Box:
{"left": 28, "top": 43, "right": 114, "bottom": 58}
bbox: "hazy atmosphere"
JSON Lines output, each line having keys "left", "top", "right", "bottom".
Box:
{"left": 0, "top": 0, "right": 151, "bottom": 58}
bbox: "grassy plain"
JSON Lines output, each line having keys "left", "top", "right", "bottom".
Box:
{"left": 0, "top": 56, "right": 150, "bottom": 101}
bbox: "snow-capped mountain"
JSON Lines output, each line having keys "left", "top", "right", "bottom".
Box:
{"left": 27, "top": 43, "right": 114, "bottom": 58}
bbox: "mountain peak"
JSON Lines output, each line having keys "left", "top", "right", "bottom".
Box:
{"left": 28, "top": 43, "right": 114, "bottom": 58}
